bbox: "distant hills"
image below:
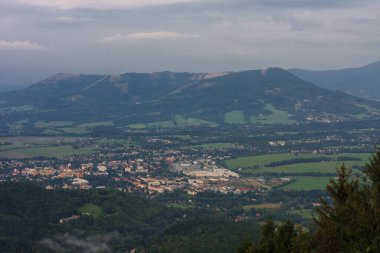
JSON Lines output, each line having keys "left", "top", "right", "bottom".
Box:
{"left": 289, "top": 61, "right": 380, "bottom": 100}
{"left": 0, "top": 67, "right": 379, "bottom": 134}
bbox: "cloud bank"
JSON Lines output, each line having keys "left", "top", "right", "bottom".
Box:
{"left": 15, "top": 0, "right": 200, "bottom": 9}
{"left": 0, "top": 40, "right": 44, "bottom": 50}
{"left": 0, "top": 0, "right": 379, "bottom": 87}
{"left": 101, "top": 31, "right": 200, "bottom": 42}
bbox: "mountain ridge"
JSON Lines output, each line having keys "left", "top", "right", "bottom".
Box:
{"left": 289, "top": 61, "right": 380, "bottom": 100}
{"left": 0, "top": 67, "right": 379, "bottom": 134}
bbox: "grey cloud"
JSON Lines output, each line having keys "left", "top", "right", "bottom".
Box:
{"left": 0, "top": 0, "right": 379, "bottom": 88}
{"left": 213, "top": 0, "right": 377, "bottom": 9}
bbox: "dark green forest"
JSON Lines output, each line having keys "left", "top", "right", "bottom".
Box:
{"left": 0, "top": 183, "right": 258, "bottom": 253}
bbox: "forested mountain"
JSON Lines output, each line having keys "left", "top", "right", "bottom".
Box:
{"left": 290, "top": 61, "right": 380, "bottom": 100}
{"left": 0, "top": 68, "right": 379, "bottom": 133}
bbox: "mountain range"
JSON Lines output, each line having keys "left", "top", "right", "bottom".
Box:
{"left": 289, "top": 61, "right": 380, "bottom": 100}
{"left": 0, "top": 67, "right": 379, "bottom": 134}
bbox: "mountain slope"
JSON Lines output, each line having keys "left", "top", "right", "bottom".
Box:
{"left": 289, "top": 61, "right": 380, "bottom": 100}
{"left": 157, "top": 68, "right": 375, "bottom": 122}
{"left": 0, "top": 68, "right": 379, "bottom": 134}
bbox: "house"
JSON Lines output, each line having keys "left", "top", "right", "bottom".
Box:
{"left": 59, "top": 215, "right": 80, "bottom": 224}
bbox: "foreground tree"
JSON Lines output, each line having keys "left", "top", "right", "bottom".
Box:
{"left": 239, "top": 218, "right": 311, "bottom": 253}
{"left": 314, "top": 151, "right": 380, "bottom": 252}
{"left": 362, "top": 150, "right": 380, "bottom": 251}
{"left": 314, "top": 165, "right": 359, "bottom": 252}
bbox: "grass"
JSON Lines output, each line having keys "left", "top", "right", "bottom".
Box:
{"left": 60, "top": 127, "right": 89, "bottom": 134}
{"left": 79, "top": 121, "right": 114, "bottom": 127}
{"left": 287, "top": 209, "right": 315, "bottom": 219}
{"left": 224, "top": 110, "right": 246, "bottom": 124}
{"left": 338, "top": 153, "right": 372, "bottom": 161}
{"left": 96, "top": 138, "right": 130, "bottom": 145}
{"left": 0, "top": 145, "right": 95, "bottom": 159}
{"left": 250, "top": 104, "right": 296, "bottom": 125}
{"left": 191, "top": 143, "right": 235, "bottom": 149}
{"left": 243, "top": 203, "right": 282, "bottom": 210}
{"left": 174, "top": 115, "right": 217, "bottom": 127}
{"left": 128, "top": 123, "right": 147, "bottom": 129}
{"left": 352, "top": 113, "right": 369, "bottom": 120}
{"left": 324, "top": 145, "right": 367, "bottom": 150}
{"left": 275, "top": 132, "right": 299, "bottom": 136}
{"left": 225, "top": 153, "right": 370, "bottom": 170}
{"left": 244, "top": 161, "right": 363, "bottom": 175}
{"left": 78, "top": 203, "right": 103, "bottom": 217}
{"left": 8, "top": 105, "right": 35, "bottom": 111}
{"left": 226, "top": 152, "right": 369, "bottom": 178}
{"left": 37, "top": 122, "right": 112, "bottom": 134}
{"left": 0, "top": 136, "right": 64, "bottom": 143}
{"left": 0, "top": 136, "right": 97, "bottom": 159}
{"left": 128, "top": 116, "right": 216, "bottom": 129}
{"left": 146, "top": 121, "right": 176, "bottom": 128}
{"left": 41, "top": 129, "right": 63, "bottom": 135}
{"left": 35, "top": 120, "right": 74, "bottom": 128}
{"left": 225, "top": 153, "right": 316, "bottom": 169}
{"left": 281, "top": 176, "right": 332, "bottom": 191}
{"left": 167, "top": 203, "right": 196, "bottom": 209}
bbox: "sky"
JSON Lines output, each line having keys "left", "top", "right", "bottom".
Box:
{"left": 0, "top": 0, "right": 379, "bottom": 88}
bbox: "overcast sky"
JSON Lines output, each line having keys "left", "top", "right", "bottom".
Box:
{"left": 0, "top": 0, "right": 379, "bottom": 88}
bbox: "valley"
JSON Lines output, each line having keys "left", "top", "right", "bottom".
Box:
{"left": 0, "top": 66, "right": 379, "bottom": 252}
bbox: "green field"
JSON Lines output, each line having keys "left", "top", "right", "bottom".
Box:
{"left": 41, "top": 129, "right": 63, "bottom": 135}
{"left": 226, "top": 153, "right": 370, "bottom": 170}
{"left": 242, "top": 161, "right": 363, "bottom": 175}
{"left": 78, "top": 203, "right": 103, "bottom": 217}
{"left": 250, "top": 104, "right": 296, "bottom": 125}
{"left": 226, "top": 153, "right": 316, "bottom": 169}
{"left": 96, "top": 138, "right": 130, "bottom": 145}
{"left": 281, "top": 176, "right": 332, "bottom": 191}
{"left": 35, "top": 121, "right": 114, "bottom": 135}
{"left": 287, "top": 209, "right": 315, "bottom": 219}
{"left": 35, "top": 120, "right": 74, "bottom": 128}
{"left": 0, "top": 136, "right": 96, "bottom": 158}
{"left": 174, "top": 115, "right": 217, "bottom": 127}
{"left": 191, "top": 143, "right": 236, "bottom": 149}
{"left": 167, "top": 203, "right": 196, "bottom": 209}
{"left": 224, "top": 110, "right": 246, "bottom": 124}
{"left": 79, "top": 121, "right": 114, "bottom": 127}
{"left": 128, "top": 116, "right": 216, "bottom": 129}
{"left": 59, "top": 126, "right": 90, "bottom": 134}
{"left": 147, "top": 120, "right": 176, "bottom": 128}
{"left": 0, "top": 145, "right": 95, "bottom": 159}
{"left": 128, "top": 123, "right": 147, "bottom": 129}
{"left": 8, "top": 105, "right": 35, "bottom": 111}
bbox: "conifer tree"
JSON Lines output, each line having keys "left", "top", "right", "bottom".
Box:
{"left": 362, "top": 150, "right": 380, "bottom": 251}
{"left": 276, "top": 221, "right": 296, "bottom": 253}
{"left": 258, "top": 217, "right": 276, "bottom": 253}
{"left": 314, "top": 165, "right": 358, "bottom": 253}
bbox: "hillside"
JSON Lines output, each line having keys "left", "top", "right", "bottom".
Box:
{"left": 289, "top": 61, "right": 380, "bottom": 100}
{"left": 0, "top": 68, "right": 379, "bottom": 134}
{"left": 0, "top": 183, "right": 258, "bottom": 253}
